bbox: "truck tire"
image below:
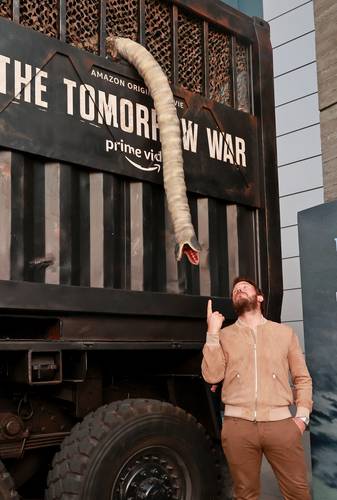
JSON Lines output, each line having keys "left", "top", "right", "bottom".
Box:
{"left": 46, "top": 398, "right": 230, "bottom": 500}
{"left": 0, "top": 460, "right": 19, "bottom": 500}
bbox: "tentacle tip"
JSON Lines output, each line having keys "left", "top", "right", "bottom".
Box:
{"left": 183, "top": 245, "right": 200, "bottom": 266}
{"left": 175, "top": 243, "right": 200, "bottom": 266}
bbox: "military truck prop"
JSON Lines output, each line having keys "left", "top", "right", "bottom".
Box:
{"left": 0, "top": 0, "right": 281, "bottom": 498}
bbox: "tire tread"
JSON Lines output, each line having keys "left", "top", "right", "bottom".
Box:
{"left": 46, "top": 398, "right": 231, "bottom": 500}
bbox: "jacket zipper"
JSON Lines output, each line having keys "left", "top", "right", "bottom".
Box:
{"left": 252, "top": 330, "right": 258, "bottom": 421}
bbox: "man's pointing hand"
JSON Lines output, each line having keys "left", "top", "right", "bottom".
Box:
{"left": 207, "top": 299, "right": 224, "bottom": 334}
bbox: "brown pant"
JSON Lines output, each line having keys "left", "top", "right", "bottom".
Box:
{"left": 221, "top": 417, "right": 311, "bottom": 500}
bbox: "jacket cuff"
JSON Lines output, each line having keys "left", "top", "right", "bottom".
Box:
{"left": 206, "top": 332, "right": 220, "bottom": 346}
{"left": 295, "top": 406, "right": 310, "bottom": 418}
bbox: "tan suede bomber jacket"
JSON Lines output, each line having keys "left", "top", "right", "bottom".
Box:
{"left": 201, "top": 320, "right": 313, "bottom": 421}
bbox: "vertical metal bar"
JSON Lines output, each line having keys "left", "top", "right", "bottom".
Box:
{"left": 209, "top": 199, "right": 229, "bottom": 297}
{"left": 237, "top": 206, "right": 256, "bottom": 280}
{"left": 10, "top": 153, "right": 25, "bottom": 281}
{"left": 143, "top": 184, "right": 166, "bottom": 292}
{"left": 45, "top": 163, "right": 60, "bottom": 285}
{"left": 60, "top": 164, "right": 72, "bottom": 284}
{"left": 77, "top": 171, "right": 90, "bottom": 286}
{"left": 253, "top": 209, "right": 262, "bottom": 289}
{"left": 202, "top": 21, "right": 209, "bottom": 99}
{"left": 130, "top": 182, "right": 144, "bottom": 291}
{"left": 29, "top": 160, "right": 46, "bottom": 284}
{"left": 58, "top": 0, "right": 66, "bottom": 42}
{"left": 12, "top": 0, "right": 20, "bottom": 23}
{"left": 197, "top": 198, "right": 210, "bottom": 297}
{"left": 226, "top": 204, "right": 239, "bottom": 291}
{"left": 172, "top": 5, "right": 179, "bottom": 87}
{"left": 153, "top": 186, "right": 166, "bottom": 292}
{"left": 0, "top": 151, "right": 11, "bottom": 280}
{"left": 248, "top": 44, "right": 254, "bottom": 115}
{"left": 121, "top": 180, "right": 131, "bottom": 290}
{"left": 90, "top": 173, "right": 104, "bottom": 288}
{"left": 103, "top": 174, "right": 119, "bottom": 288}
{"left": 142, "top": 182, "right": 152, "bottom": 291}
{"left": 62, "top": 169, "right": 90, "bottom": 287}
{"left": 165, "top": 201, "right": 179, "bottom": 294}
{"left": 103, "top": 175, "right": 131, "bottom": 290}
{"left": 23, "top": 157, "right": 45, "bottom": 282}
{"left": 99, "top": 0, "right": 107, "bottom": 57}
{"left": 252, "top": 18, "right": 282, "bottom": 319}
{"left": 231, "top": 35, "right": 237, "bottom": 110}
{"left": 138, "top": 0, "right": 146, "bottom": 45}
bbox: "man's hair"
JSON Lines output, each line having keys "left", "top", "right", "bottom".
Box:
{"left": 231, "top": 276, "right": 264, "bottom": 313}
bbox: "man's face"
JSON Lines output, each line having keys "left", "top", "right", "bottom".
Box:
{"left": 232, "top": 281, "right": 262, "bottom": 315}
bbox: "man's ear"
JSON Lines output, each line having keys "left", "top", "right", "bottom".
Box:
{"left": 257, "top": 294, "right": 264, "bottom": 304}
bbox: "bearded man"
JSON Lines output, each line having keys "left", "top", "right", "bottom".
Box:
{"left": 202, "top": 277, "right": 312, "bottom": 500}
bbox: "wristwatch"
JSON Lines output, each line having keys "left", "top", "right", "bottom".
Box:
{"left": 297, "top": 416, "right": 310, "bottom": 427}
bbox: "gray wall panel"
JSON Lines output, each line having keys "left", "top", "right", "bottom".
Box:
{"left": 263, "top": 0, "right": 310, "bottom": 21}
{"left": 279, "top": 188, "right": 324, "bottom": 227}
{"left": 281, "top": 288, "right": 303, "bottom": 322}
{"left": 276, "top": 94, "right": 319, "bottom": 136}
{"left": 275, "top": 64, "right": 318, "bottom": 106}
{"left": 277, "top": 125, "right": 321, "bottom": 166}
{"left": 282, "top": 256, "right": 301, "bottom": 290}
{"left": 278, "top": 156, "right": 323, "bottom": 197}
{"left": 273, "top": 32, "right": 316, "bottom": 77}
{"left": 284, "top": 321, "right": 305, "bottom": 350}
{"left": 281, "top": 226, "right": 299, "bottom": 258}
{"left": 269, "top": 2, "right": 315, "bottom": 48}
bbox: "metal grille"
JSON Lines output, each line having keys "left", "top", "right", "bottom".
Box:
{"left": 177, "top": 10, "right": 203, "bottom": 94}
{"left": 236, "top": 40, "right": 250, "bottom": 113}
{"left": 208, "top": 26, "right": 232, "bottom": 106}
{"left": 20, "top": 0, "right": 58, "bottom": 37}
{"left": 0, "top": 0, "right": 11, "bottom": 18}
{"left": 106, "top": 0, "right": 138, "bottom": 41}
{"left": 145, "top": 0, "right": 172, "bottom": 81}
{"left": 66, "top": 0, "right": 100, "bottom": 53}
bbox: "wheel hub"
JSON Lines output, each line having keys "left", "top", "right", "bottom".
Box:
{"left": 138, "top": 476, "right": 171, "bottom": 499}
{"left": 113, "top": 448, "right": 187, "bottom": 500}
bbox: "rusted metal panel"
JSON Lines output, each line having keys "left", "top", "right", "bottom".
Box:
{"left": 0, "top": 0, "right": 282, "bottom": 319}
{"left": 44, "top": 162, "right": 60, "bottom": 285}
{"left": 0, "top": 151, "right": 11, "bottom": 281}
{"left": 89, "top": 172, "right": 104, "bottom": 288}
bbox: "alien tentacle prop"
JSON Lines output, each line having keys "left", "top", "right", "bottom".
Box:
{"left": 106, "top": 36, "right": 201, "bottom": 265}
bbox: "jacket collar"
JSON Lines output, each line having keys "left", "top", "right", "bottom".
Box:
{"left": 236, "top": 316, "right": 267, "bottom": 328}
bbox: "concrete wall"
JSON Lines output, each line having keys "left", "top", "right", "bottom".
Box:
{"left": 263, "top": 0, "right": 324, "bottom": 350}
{"left": 314, "top": 0, "right": 337, "bottom": 202}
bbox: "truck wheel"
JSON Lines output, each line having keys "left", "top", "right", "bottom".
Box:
{"left": 46, "top": 399, "right": 229, "bottom": 500}
{"left": 0, "top": 460, "right": 19, "bottom": 500}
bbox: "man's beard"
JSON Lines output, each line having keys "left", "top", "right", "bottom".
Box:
{"left": 233, "top": 293, "right": 259, "bottom": 316}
